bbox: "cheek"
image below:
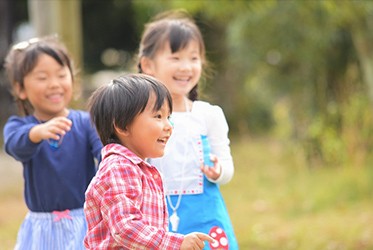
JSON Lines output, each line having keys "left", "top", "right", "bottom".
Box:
{"left": 147, "top": 124, "right": 162, "bottom": 137}
{"left": 63, "top": 81, "right": 74, "bottom": 95}
{"left": 152, "top": 69, "right": 167, "bottom": 80}
{"left": 64, "top": 83, "right": 73, "bottom": 94}
{"left": 19, "top": 79, "right": 41, "bottom": 100}
{"left": 194, "top": 64, "right": 202, "bottom": 74}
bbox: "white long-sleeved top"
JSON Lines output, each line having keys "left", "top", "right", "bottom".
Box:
{"left": 151, "top": 100, "right": 234, "bottom": 196}
{"left": 149, "top": 100, "right": 238, "bottom": 250}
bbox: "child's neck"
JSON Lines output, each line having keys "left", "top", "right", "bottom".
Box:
{"left": 172, "top": 96, "right": 191, "bottom": 112}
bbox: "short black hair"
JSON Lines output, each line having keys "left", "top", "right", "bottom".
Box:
{"left": 88, "top": 73, "right": 172, "bottom": 145}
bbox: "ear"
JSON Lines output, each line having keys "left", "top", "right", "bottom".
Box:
{"left": 15, "top": 82, "right": 27, "bottom": 100}
{"left": 140, "top": 57, "right": 155, "bottom": 75}
{"left": 113, "top": 123, "right": 129, "bottom": 137}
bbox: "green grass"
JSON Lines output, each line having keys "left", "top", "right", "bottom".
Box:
{"left": 222, "top": 136, "right": 373, "bottom": 249}
{"left": 1, "top": 137, "right": 373, "bottom": 249}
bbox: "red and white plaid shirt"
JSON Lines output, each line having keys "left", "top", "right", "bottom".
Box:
{"left": 84, "top": 143, "right": 184, "bottom": 249}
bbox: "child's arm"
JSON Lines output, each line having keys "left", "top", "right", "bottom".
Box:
{"left": 84, "top": 111, "right": 103, "bottom": 163}
{"left": 181, "top": 233, "right": 215, "bottom": 250}
{"left": 99, "top": 161, "right": 184, "bottom": 249}
{"left": 29, "top": 116, "right": 71, "bottom": 143}
{"left": 3, "top": 116, "right": 67, "bottom": 161}
{"left": 4, "top": 116, "right": 33, "bottom": 161}
{"left": 85, "top": 151, "right": 216, "bottom": 250}
{"left": 202, "top": 105, "right": 234, "bottom": 185}
{"left": 4, "top": 116, "right": 71, "bottom": 162}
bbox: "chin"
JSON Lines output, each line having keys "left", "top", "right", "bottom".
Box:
{"left": 152, "top": 151, "right": 165, "bottom": 158}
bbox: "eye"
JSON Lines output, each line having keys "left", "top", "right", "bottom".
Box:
{"left": 168, "top": 115, "right": 174, "bottom": 127}
{"left": 36, "top": 76, "right": 47, "bottom": 81}
{"left": 58, "top": 73, "right": 67, "bottom": 79}
{"left": 155, "top": 114, "right": 162, "bottom": 119}
{"left": 192, "top": 55, "right": 201, "bottom": 61}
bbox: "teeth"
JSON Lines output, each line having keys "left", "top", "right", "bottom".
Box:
{"left": 158, "top": 138, "right": 169, "bottom": 143}
{"left": 175, "top": 77, "right": 190, "bottom": 81}
{"left": 48, "top": 93, "right": 63, "bottom": 101}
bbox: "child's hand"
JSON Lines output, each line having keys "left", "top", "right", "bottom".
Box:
{"left": 29, "top": 117, "right": 72, "bottom": 143}
{"left": 181, "top": 232, "right": 215, "bottom": 250}
{"left": 200, "top": 154, "right": 221, "bottom": 181}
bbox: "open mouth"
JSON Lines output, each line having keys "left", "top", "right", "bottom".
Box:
{"left": 173, "top": 76, "right": 192, "bottom": 83}
{"left": 47, "top": 93, "right": 63, "bottom": 102}
{"left": 157, "top": 136, "right": 169, "bottom": 145}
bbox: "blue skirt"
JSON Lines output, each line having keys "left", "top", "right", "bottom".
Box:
{"left": 15, "top": 208, "right": 86, "bottom": 250}
{"left": 167, "top": 180, "right": 239, "bottom": 250}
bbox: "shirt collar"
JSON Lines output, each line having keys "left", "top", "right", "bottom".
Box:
{"left": 102, "top": 143, "right": 152, "bottom": 168}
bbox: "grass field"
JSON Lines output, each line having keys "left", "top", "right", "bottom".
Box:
{"left": 224, "top": 136, "right": 373, "bottom": 249}
{"left": 1, "top": 137, "right": 373, "bottom": 249}
{"left": 0, "top": 152, "right": 26, "bottom": 250}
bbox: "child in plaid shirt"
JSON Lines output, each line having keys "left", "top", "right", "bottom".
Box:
{"left": 84, "top": 74, "right": 214, "bottom": 249}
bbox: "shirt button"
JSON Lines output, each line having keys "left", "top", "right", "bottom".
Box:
{"left": 154, "top": 174, "right": 158, "bottom": 179}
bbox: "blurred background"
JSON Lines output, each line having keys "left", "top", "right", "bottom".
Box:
{"left": 1, "top": 0, "right": 373, "bottom": 249}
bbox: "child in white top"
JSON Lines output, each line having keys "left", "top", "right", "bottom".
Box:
{"left": 138, "top": 10, "right": 238, "bottom": 250}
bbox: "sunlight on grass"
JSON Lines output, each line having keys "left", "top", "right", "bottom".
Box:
{"left": 221, "top": 136, "right": 373, "bottom": 249}
{"left": 1, "top": 138, "right": 373, "bottom": 249}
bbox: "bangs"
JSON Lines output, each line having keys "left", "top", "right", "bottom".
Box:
{"left": 150, "top": 81, "right": 173, "bottom": 113}
{"left": 20, "top": 43, "right": 73, "bottom": 82}
{"left": 168, "top": 21, "right": 198, "bottom": 53}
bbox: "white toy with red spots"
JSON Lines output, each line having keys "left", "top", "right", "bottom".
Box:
{"left": 209, "top": 226, "right": 229, "bottom": 249}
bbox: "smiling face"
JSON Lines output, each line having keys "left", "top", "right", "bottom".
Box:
{"left": 142, "top": 39, "right": 202, "bottom": 101}
{"left": 18, "top": 54, "right": 73, "bottom": 120}
{"left": 116, "top": 93, "right": 173, "bottom": 160}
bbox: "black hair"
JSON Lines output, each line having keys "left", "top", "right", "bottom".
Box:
{"left": 88, "top": 73, "right": 173, "bottom": 145}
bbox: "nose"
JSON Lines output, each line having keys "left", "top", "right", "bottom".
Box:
{"left": 179, "top": 59, "right": 192, "bottom": 71}
{"left": 164, "top": 118, "right": 173, "bottom": 133}
{"left": 48, "top": 76, "right": 61, "bottom": 88}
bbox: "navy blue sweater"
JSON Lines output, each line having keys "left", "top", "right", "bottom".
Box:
{"left": 3, "top": 110, "right": 102, "bottom": 212}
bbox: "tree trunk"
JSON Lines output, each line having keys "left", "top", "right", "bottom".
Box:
{"left": 28, "top": 0, "right": 83, "bottom": 106}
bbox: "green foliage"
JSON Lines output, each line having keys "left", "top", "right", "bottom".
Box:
{"left": 302, "top": 91, "right": 373, "bottom": 167}
{"left": 208, "top": 1, "right": 373, "bottom": 166}
{"left": 130, "top": 1, "right": 373, "bottom": 166}
{"left": 72, "top": 1, "right": 373, "bottom": 166}
{"left": 6, "top": 0, "right": 373, "bottom": 167}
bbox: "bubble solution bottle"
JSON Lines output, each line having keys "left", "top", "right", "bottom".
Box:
{"left": 201, "top": 135, "right": 214, "bottom": 167}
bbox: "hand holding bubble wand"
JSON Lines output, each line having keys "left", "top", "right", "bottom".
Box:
{"left": 31, "top": 116, "right": 72, "bottom": 150}
{"left": 201, "top": 135, "right": 214, "bottom": 167}
{"left": 200, "top": 135, "right": 222, "bottom": 180}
